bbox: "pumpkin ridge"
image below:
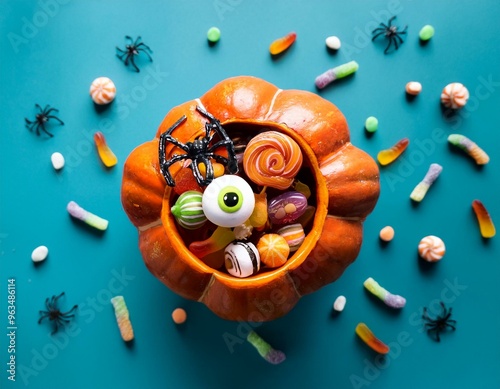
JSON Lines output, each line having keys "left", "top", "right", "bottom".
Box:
{"left": 285, "top": 270, "right": 303, "bottom": 298}
{"left": 264, "top": 89, "right": 283, "bottom": 120}
{"left": 138, "top": 218, "right": 162, "bottom": 232}
{"left": 197, "top": 273, "right": 216, "bottom": 302}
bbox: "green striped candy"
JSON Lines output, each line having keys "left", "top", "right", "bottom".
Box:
{"left": 171, "top": 191, "right": 207, "bottom": 230}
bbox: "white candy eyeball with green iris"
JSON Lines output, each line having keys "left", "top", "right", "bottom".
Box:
{"left": 202, "top": 175, "right": 255, "bottom": 228}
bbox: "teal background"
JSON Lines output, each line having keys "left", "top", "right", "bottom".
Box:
{"left": 1, "top": 1, "right": 499, "bottom": 388}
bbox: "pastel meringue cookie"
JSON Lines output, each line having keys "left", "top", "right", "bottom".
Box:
{"left": 90, "top": 77, "right": 116, "bottom": 105}
{"left": 418, "top": 235, "right": 445, "bottom": 262}
{"left": 441, "top": 83, "right": 469, "bottom": 109}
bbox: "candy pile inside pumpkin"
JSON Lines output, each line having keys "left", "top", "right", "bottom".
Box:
{"left": 121, "top": 76, "right": 379, "bottom": 321}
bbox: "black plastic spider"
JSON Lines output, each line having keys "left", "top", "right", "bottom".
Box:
{"left": 422, "top": 301, "right": 456, "bottom": 342}
{"left": 116, "top": 36, "right": 153, "bottom": 72}
{"left": 25, "top": 104, "right": 64, "bottom": 137}
{"left": 159, "top": 106, "right": 238, "bottom": 187}
{"left": 372, "top": 16, "right": 407, "bottom": 54}
{"left": 38, "top": 292, "right": 78, "bottom": 334}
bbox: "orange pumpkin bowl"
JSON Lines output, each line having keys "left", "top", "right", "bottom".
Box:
{"left": 121, "top": 76, "right": 380, "bottom": 321}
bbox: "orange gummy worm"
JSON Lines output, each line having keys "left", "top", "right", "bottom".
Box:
{"left": 377, "top": 138, "right": 409, "bottom": 166}
{"left": 472, "top": 200, "right": 496, "bottom": 238}
{"left": 355, "top": 323, "right": 390, "bottom": 354}
{"left": 269, "top": 32, "right": 297, "bottom": 55}
{"left": 94, "top": 131, "right": 118, "bottom": 167}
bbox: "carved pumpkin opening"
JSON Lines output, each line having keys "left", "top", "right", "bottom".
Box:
{"left": 160, "top": 119, "right": 329, "bottom": 282}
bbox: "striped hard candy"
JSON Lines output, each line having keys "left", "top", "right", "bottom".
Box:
{"left": 277, "top": 223, "right": 305, "bottom": 252}
{"left": 257, "top": 233, "right": 290, "bottom": 268}
{"left": 90, "top": 77, "right": 116, "bottom": 105}
{"left": 418, "top": 235, "right": 445, "bottom": 262}
{"left": 171, "top": 191, "right": 207, "bottom": 230}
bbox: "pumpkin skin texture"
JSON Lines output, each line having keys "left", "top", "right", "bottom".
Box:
{"left": 121, "top": 76, "right": 380, "bottom": 321}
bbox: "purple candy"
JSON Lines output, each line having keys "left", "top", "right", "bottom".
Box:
{"left": 268, "top": 191, "right": 308, "bottom": 225}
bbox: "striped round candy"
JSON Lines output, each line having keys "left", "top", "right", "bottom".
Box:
{"left": 225, "top": 241, "right": 260, "bottom": 278}
{"left": 276, "top": 223, "right": 305, "bottom": 252}
{"left": 171, "top": 191, "right": 207, "bottom": 230}
{"left": 418, "top": 235, "right": 445, "bottom": 262}
{"left": 441, "top": 83, "right": 469, "bottom": 109}
{"left": 90, "top": 77, "right": 116, "bottom": 105}
{"left": 257, "top": 234, "right": 290, "bottom": 268}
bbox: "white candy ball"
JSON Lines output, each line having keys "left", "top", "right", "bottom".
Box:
{"left": 224, "top": 241, "right": 260, "bottom": 278}
{"left": 90, "top": 77, "right": 116, "bottom": 105}
{"left": 31, "top": 245, "right": 48, "bottom": 262}
{"left": 333, "top": 295, "right": 346, "bottom": 312}
{"left": 51, "top": 152, "right": 65, "bottom": 170}
{"left": 326, "top": 36, "right": 341, "bottom": 50}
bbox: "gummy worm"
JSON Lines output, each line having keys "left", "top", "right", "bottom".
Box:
{"left": 111, "top": 296, "right": 134, "bottom": 342}
{"left": 448, "top": 134, "right": 489, "bottom": 165}
{"left": 315, "top": 61, "right": 359, "bottom": 89}
{"left": 67, "top": 201, "right": 109, "bottom": 231}
{"left": 356, "top": 323, "right": 389, "bottom": 354}
{"left": 247, "top": 331, "right": 286, "bottom": 364}
{"left": 410, "top": 163, "right": 443, "bottom": 202}
{"left": 364, "top": 277, "right": 406, "bottom": 308}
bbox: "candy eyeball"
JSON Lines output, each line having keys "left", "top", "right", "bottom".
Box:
{"left": 202, "top": 175, "right": 255, "bottom": 228}
{"left": 224, "top": 241, "right": 260, "bottom": 278}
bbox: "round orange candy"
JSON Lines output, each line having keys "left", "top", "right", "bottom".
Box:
{"left": 257, "top": 234, "right": 290, "bottom": 268}
{"left": 172, "top": 308, "right": 187, "bottom": 324}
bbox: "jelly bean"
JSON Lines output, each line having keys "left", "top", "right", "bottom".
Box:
{"left": 364, "top": 277, "right": 406, "bottom": 308}
{"left": 171, "top": 191, "right": 207, "bottom": 230}
{"left": 355, "top": 323, "right": 389, "bottom": 354}
{"left": 111, "top": 296, "right": 134, "bottom": 342}
{"left": 447, "top": 134, "right": 489, "bottom": 165}
{"left": 315, "top": 61, "right": 359, "bottom": 89}
{"left": 67, "top": 201, "right": 108, "bottom": 231}
{"left": 269, "top": 32, "right": 296, "bottom": 55}
{"left": 268, "top": 191, "right": 307, "bottom": 225}
{"left": 243, "top": 131, "right": 303, "bottom": 190}
{"left": 94, "top": 131, "right": 118, "bottom": 167}
{"left": 379, "top": 226, "right": 394, "bottom": 242}
{"left": 172, "top": 308, "right": 187, "bottom": 324}
{"left": 257, "top": 234, "right": 290, "bottom": 268}
{"left": 410, "top": 163, "right": 443, "bottom": 202}
{"left": 189, "top": 226, "right": 235, "bottom": 259}
{"left": 90, "top": 77, "right": 116, "bottom": 105}
{"left": 202, "top": 175, "right": 255, "bottom": 228}
{"left": 377, "top": 138, "right": 409, "bottom": 166}
{"left": 248, "top": 190, "right": 268, "bottom": 228}
{"left": 472, "top": 200, "right": 496, "bottom": 238}
{"left": 51, "top": 152, "right": 65, "bottom": 170}
{"left": 277, "top": 223, "right": 305, "bottom": 252}
{"left": 207, "top": 27, "right": 221, "bottom": 43}
{"left": 365, "top": 116, "right": 378, "bottom": 133}
{"left": 418, "top": 235, "right": 445, "bottom": 262}
{"left": 405, "top": 81, "right": 422, "bottom": 95}
{"left": 247, "top": 331, "right": 286, "bottom": 364}
{"left": 224, "top": 241, "right": 260, "bottom": 278}
{"left": 441, "top": 83, "right": 469, "bottom": 109}
{"left": 325, "top": 35, "right": 341, "bottom": 50}
{"left": 333, "top": 295, "right": 346, "bottom": 312}
{"left": 31, "top": 245, "right": 48, "bottom": 263}
{"left": 419, "top": 25, "right": 435, "bottom": 41}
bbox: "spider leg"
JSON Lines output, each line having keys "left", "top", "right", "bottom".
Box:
{"left": 387, "top": 16, "right": 396, "bottom": 27}
{"left": 445, "top": 323, "right": 456, "bottom": 331}
{"left": 125, "top": 35, "right": 134, "bottom": 44}
{"left": 371, "top": 31, "right": 387, "bottom": 41}
{"left": 25, "top": 118, "right": 34, "bottom": 127}
{"left": 61, "top": 305, "right": 78, "bottom": 317}
{"left": 46, "top": 115, "right": 65, "bottom": 125}
{"left": 129, "top": 55, "right": 140, "bottom": 72}
{"left": 116, "top": 47, "right": 126, "bottom": 54}
{"left": 160, "top": 154, "right": 190, "bottom": 186}
{"left": 195, "top": 105, "right": 216, "bottom": 122}
{"left": 394, "top": 34, "right": 405, "bottom": 45}
{"left": 371, "top": 27, "right": 386, "bottom": 34}
{"left": 191, "top": 158, "right": 213, "bottom": 186}
{"left": 133, "top": 36, "right": 141, "bottom": 46}
{"left": 393, "top": 37, "right": 400, "bottom": 51}
{"left": 38, "top": 312, "right": 49, "bottom": 324}
{"left": 137, "top": 47, "right": 153, "bottom": 62}
{"left": 384, "top": 37, "right": 394, "bottom": 54}
{"left": 35, "top": 103, "right": 43, "bottom": 112}
{"left": 44, "top": 107, "right": 59, "bottom": 115}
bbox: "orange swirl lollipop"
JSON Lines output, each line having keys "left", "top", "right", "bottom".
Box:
{"left": 243, "top": 131, "right": 303, "bottom": 190}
